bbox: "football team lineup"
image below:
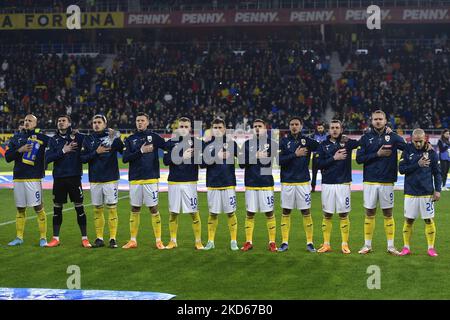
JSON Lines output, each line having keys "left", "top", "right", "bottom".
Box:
{"left": 1, "top": 111, "right": 445, "bottom": 255}
{"left": 0, "top": 110, "right": 449, "bottom": 299}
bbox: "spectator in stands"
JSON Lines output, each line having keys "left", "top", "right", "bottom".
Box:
{"left": 438, "top": 129, "right": 450, "bottom": 191}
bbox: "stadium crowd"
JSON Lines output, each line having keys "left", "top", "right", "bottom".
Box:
{"left": 337, "top": 43, "right": 450, "bottom": 132}
{"left": 0, "top": 40, "right": 449, "bottom": 132}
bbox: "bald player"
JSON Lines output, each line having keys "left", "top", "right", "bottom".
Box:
{"left": 5, "top": 114, "right": 50, "bottom": 247}
{"left": 399, "top": 129, "right": 442, "bottom": 257}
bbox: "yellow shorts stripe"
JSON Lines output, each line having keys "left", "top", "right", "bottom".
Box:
{"left": 168, "top": 181, "right": 197, "bottom": 185}
{"left": 207, "top": 186, "right": 235, "bottom": 190}
{"left": 281, "top": 182, "right": 310, "bottom": 186}
{"left": 13, "top": 179, "right": 42, "bottom": 182}
{"left": 246, "top": 186, "right": 274, "bottom": 191}
{"left": 90, "top": 180, "right": 118, "bottom": 185}
{"left": 405, "top": 194, "right": 433, "bottom": 198}
{"left": 129, "top": 179, "right": 159, "bottom": 185}
{"left": 364, "top": 182, "right": 394, "bottom": 186}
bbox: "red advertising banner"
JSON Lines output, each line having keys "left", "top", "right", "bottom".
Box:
{"left": 126, "top": 7, "right": 450, "bottom": 27}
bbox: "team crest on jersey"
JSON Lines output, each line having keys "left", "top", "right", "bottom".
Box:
{"left": 423, "top": 152, "right": 429, "bottom": 159}
{"left": 385, "top": 135, "right": 390, "bottom": 142}
{"left": 409, "top": 153, "right": 414, "bottom": 160}
{"left": 369, "top": 137, "right": 374, "bottom": 144}
{"left": 262, "top": 144, "right": 270, "bottom": 151}
{"left": 223, "top": 143, "right": 228, "bottom": 150}
{"left": 340, "top": 143, "right": 345, "bottom": 148}
{"left": 301, "top": 139, "right": 306, "bottom": 146}
{"left": 147, "top": 135, "right": 153, "bottom": 143}
{"left": 287, "top": 141, "right": 291, "bottom": 149}
{"left": 188, "top": 140, "right": 193, "bottom": 146}
{"left": 70, "top": 134, "right": 76, "bottom": 141}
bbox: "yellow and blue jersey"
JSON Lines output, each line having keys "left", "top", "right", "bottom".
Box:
{"left": 123, "top": 130, "right": 166, "bottom": 183}
{"left": 201, "top": 136, "right": 238, "bottom": 188}
{"left": 46, "top": 129, "right": 84, "bottom": 178}
{"left": 5, "top": 129, "right": 49, "bottom": 180}
{"left": 399, "top": 143, "right": 442, "bottom": 196}
{"left": 317, "top": 136, "right": 359, "bottom": 184}
{"left": 356, "top": 128, "right": 406, "bottom": 183}
{"left": 80, "top": 130, "right": 124, "bottom": 183}
{"left": 163, "top": 135, "right": 201, "bottom": 183}
{"left": 279, "top": 133, "right": 319, "bottom": 184}
{"left": 239, "top": 134, "right": 278, "bottom": 189}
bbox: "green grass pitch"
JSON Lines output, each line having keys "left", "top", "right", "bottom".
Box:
{"left": 0, "top": 189, "right": 449, "bottom": 299}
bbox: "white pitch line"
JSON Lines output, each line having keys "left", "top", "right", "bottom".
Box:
{"left": 0, "top": 195, "right": 130, "bottom": 227}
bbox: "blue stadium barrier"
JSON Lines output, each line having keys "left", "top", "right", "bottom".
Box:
{"left": 0, "top": 287, "right": 176, "bottom": 300}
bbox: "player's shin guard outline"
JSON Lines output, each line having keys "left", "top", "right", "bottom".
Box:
{"left": 227, "top": 213, "right": 237, "bottom": 241}
{"left": 191, "top": 212, "right": 202, "bottom": 243}
{"left": 169, "top": 213, "right": 178, "bottom": 241}
{"left": 340, "top": 216, "right": 350, "bottom": 244}
{"left": 281, "top": 214, "right": 290, "bottom": 244}
{"left": 107, "top": 204, "right": 118, "bottom": 240}
{"left": 75, "top": 204, "right": 87, "bottom": 237}
{"left": 36, "top": 208, "right": 47, "bottom": 239}
{"left": 207, "top": 214, "right": 218, "bottom": 242}
{"left": 384, "top": 216, "right": 395, "bottom": 245}
{"left": 151, "top": 212, "right": 162, "bottom": 241}
{"left": 267, "top": 215, "right": 276, "bottom": 243}
{"left": 245, "top": 215, "right": 255, "bottom": 243}
{"left": 425, "top": 219, "right": 436, "bottom": 249}
{"left": 402, "top": 220, "right": 413, "bottom": 248}
{"left": 16, "top": 208, "right": 26, "bottom": 239}
{"left": 53, "top": 204, "right": 63, "bottom": 237}
{"left": 322, "top": 217, "right": 332, "bottom": 245}
{"left": 93, "top": 206, "right": 105, "bottom": 240}
{"left": 303, "top": 214, "right": 314, "bottom": 244}
{"left": 364, "top": 215, "right": 376, "bottom": 245}
{"left": 130, "top": 211, "right": 140, "bottom": 240}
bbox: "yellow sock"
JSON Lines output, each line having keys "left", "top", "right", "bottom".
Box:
{"left": 16, "top": 209, "right": 26, "bottom": 239}
{"left": 280, "top": 214, "right": 290, "bottom": 244}
{"left": 130, "top": 211, "right": 140, "bottom": 240}
{"left": 403, "top": 221, "right": 413, "bottom": 248}
{"left": 303, "top": 214, "right": 313, "bottom": 244}
{"left": 425, "top": 220, "right": 436, "bottom": 249}
{"left": 245, "top": 216, "right": 255, "bottom": 243}
{"left": 93, "top": 206, "right": 105, "bottom": 239}
{"left": 340, "top": 216, "right": 350, "bottom": 244}
{"left": 364, "top": 216, "right": 376, "bottom": 245}
{"left": 227, "top": 213, "right": 237, "bottom": 241}
{"left": 267, "top": 215, "right": 276, "bottom": 243}
{"left": 169, "top": 213, "right": 178, "bottom": 241}
{"left": 208, "top": 214, "right": 218, "bottom": 242}
{"left": 36, "top": 208, "right": 47, "bottom": 239}
{"left": 151, "top": 212, "right": 162, "bottom": 241}
{"left": 108, "top": 206, "right": 118, "bottom": 240}
{"left": 384, "top": 216, "right": 395, "bottom": 246}
{"left": 322, "top": 218, "right": 332, "bottom": 245}
{"left": 191, "top": 212, "right": 202, "bottom": 242}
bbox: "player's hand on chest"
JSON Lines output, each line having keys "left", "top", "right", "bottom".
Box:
{"left": 287, "top": 138, "right": 307, "bottom": 151}
{"left": 414, "top": 151, "right": 432, "bottom": 169}
{"left": 131, "top": 136, "right": 148, "bottom": 152}
{"left": 324, "top": 142, "right": 339, "bottom": 155}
